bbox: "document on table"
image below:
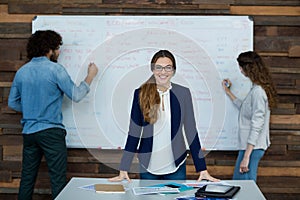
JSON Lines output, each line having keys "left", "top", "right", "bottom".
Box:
{"left": 183, "top": 181, "right": 231, "bottom": 188}
{"left": 132, "top": 186, "right": 180, "bottom": 195}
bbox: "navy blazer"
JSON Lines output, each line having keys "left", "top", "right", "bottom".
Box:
{"left": 120, "top": 83, "right": 207, "bottom": 173}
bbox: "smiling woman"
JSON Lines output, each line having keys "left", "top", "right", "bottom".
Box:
{"left": 109, "top": 49, "right": 220, "bottom": 183}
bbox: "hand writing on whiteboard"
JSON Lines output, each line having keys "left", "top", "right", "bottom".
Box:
{"left": 85, "top": 62, "right": 98, "bottom": 85}
{"left": 222, "top": 79, "right": 237, "bottom": 101}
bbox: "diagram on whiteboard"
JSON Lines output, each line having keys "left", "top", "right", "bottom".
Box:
{"left": 33, "top": 16, "right": 253, "bottom": 150}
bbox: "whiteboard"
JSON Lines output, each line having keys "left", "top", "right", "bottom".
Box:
{"left": 32, "top": 16, "right": 253, "bottom": 150}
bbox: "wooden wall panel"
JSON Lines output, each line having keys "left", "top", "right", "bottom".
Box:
{"left": 253, "top": 16, "right": 300, "bottom": 26}
{"left": 8, "top": 2, "right": 62, "bottom": 14}
{"left": 231, "top": 6, "right": 300, "bottom": 16}
{"left": 234, "top": 0, "right": 300, "bottom": 6}
{"left": 0, "top": 1, "right": 299, "bottom": 200}
{"left": 0, "top": 39, "right": 27, "bottom": 60}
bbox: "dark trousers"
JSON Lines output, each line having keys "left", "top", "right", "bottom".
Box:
{"left": 18, "top": 128, "right": 67, "bottom": 200}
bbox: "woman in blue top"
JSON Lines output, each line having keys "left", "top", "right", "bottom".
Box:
{"left": 110, "top": 50, "right": 218, "bottom": 182}
{"left": 222, "top": 51, "right": 277, "bottom": 182}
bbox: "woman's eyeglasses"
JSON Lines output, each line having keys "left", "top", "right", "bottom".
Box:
{"left": 154, "top": 65, "right": 174, "bottom": 72}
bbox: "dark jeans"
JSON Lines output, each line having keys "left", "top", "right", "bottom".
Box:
{"left": 140, "top": 162, "right": 186, "bottom": 180}
{"left": 18, "top": 128, "right": 67, "bottom": 200}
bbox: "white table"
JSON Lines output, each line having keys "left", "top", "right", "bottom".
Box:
{"left": 55, "top": 177, "right": 266, "bottom": 200}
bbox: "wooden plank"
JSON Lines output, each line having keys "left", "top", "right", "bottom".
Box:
{"left": 67, "top": 148, "right": 92, "bottom": 156}
{"left": 0, "top": 39, "right": 27, "bottom": 60}
{"left": 257, "top": 52, "right": 289, "bottom": 57}
{"left": 2, "top": 146, "right": 22, "bottom": 161}
{"left": 296, "top": 80, "right": 300, "bottom": 89}
{"left": 288, "top": 145, "right": 300, "bottom": 151}
{"left": 271, "top": 108, "right": 296, "bottom": 115}
{"left": 235, "top": 0, "right": 300, "bottom": 6}
{"left": 271, "top": 124, "right": 300, "bottom": 130}
{"left": 0, "top": 23, "right": 31, "bottom": 39}
{"left": 265, "top": 26, "right": 278, "bottom": 36}
{"left": 0, "top": 135, "right": 22, "bottom": 145}
{"left": 2, "top": 128, "right": 22, "bottom": 135}
{"left": 0, "top": 113, "right": 22, "bottom": 124}
{"left": 84, "top": 149, "right": 124, "bottom": 164}
{"left": 255, "top": 26, "right": 300, "bottom": 37}
{"left": 66, "top": 172, "right": 139, "bottom": 179}
{"left": 0, "top": 146, "right": 2, "bottom": 160}
{"left": 0, "top": 72, "right": 15, "bottom": 83}
{"left": 0, "top": 170, "right": 12, "bottom": 182}
{"left": 270, "top": 68, "right": 300, "bottom": 74}
{"left": 197, "top": 4, "right": 230, "bottom": 10}
{"left": 0, "top": 179, "right": 20, "bottom": 187}
{"left": 270, "top": 115, "right": 300, "bottom": 129}
{"left": 1, "top": 88, "right": 11, "bottom": 101}
{"left": 0, "top": 161, "right": 22, "bottom": 171}
{"left": 230, "top": 6, "right": 300, "bottom": 16}
{"left": 265, "top": 194, "right": 300, "bottom": 200}
{"left": 253, "top": 16, "right": 300, "bottom": 26}
{"left": 187, "top": 165, "right": 233, "bottom": 176}
{"left": 1, "top": 106, "right": 18, "bottom": 114}
{"left": 277, "top": 27, "right": 300, "bottom": 37}
{"left": 263, "top": 56, "right": 300, "bottom": 68}
{"left": 0, "top": 82, "right": 12, "bottom": 88}
{"left": 215, "top": 159, "right": 236, "bottom": 166}
{"left": 67, "top": 163, "right": 99, "bottom": 173}
{"left": 272, "top": 76, "right": 295, "bottom": 87}
{"left": 8, "top": 2, "right": 61, "bottom": 14}
{"left": 255, "top": 36, "right": 297, "bottom": 52}
{"left": 198, "top": 166, "right": 300, "bottom": 177}
{"left": 0, "top": 5, "right": 35, "bottom": 23}
{"left": 262, "top": 187, "right": 300, "bottom": 194}
{"left": 98, "top": 163, "right": 119, "bottom": 174}
{"left": 62, "top": 3, "right": 230, "bottom": 14}
{"left": 265, "top": 144, "right": 287, "bottom": 155}
{"left": 270, "top": 135, "right": 300, "bottom": 145}
{"left": 0, "top": 124, "right": 22, "bottom": 129}
{"left": 260, "top": 160, "right": 300, "bottom": 167}
{"left": 61, "top": 0, "right": 104, "bottom": 3}
{"left": 277, "top": 88, "right": 300, "bottom": 95}
{"left": 271, "top": 115, "right": 300, "bottom": 125}
{"left": 275, "top": 103, "right": 295, "bottom": 109}
{"left": 128, "top": 0, "right": 233, "bottom": 4}
{"left": 8, "top": 0, "right": 61, "bottom": 3}
{"left": 289, "top": 45, "right": 300, "bottom": 57}
{"left": 270, "top": 130, "right": 300, "bottom": 136}
{"left": 278, "top": 95, "right": 300, "bottom": 104}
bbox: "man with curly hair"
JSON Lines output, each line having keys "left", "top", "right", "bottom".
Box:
{"left": 8, "top": 30, "right": 98, "bottom": 200}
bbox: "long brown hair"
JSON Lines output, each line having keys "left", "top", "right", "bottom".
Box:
{"left": 237, "top": 51, "right": 277, "bottom": 108}
{"left": 139, "top": 50, "right": 176, "bottom": 124}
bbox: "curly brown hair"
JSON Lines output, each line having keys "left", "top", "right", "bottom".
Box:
{"left": 26, "top": 30, "right": 63, "bottom": 60}
{"left": 237, "top": 51, "right": 277, "bottom": 108}
{"left": 139, "top": 50, "right": 176, "bottom": 124}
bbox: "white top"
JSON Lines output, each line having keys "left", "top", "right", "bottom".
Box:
{"left": 147, "top": 86, "right": 185, "bottom": 174}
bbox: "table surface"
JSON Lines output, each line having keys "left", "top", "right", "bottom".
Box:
{"left": 55, "top": 177, "right": 266, "bottom": 200}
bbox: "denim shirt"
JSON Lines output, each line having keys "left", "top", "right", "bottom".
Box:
{"left": 8, "top": 56, "right": 90, "bottom": 134}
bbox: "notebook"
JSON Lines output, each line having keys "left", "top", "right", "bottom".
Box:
{"left": 94, "top": 184, "right": 125, "bottom": 193}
